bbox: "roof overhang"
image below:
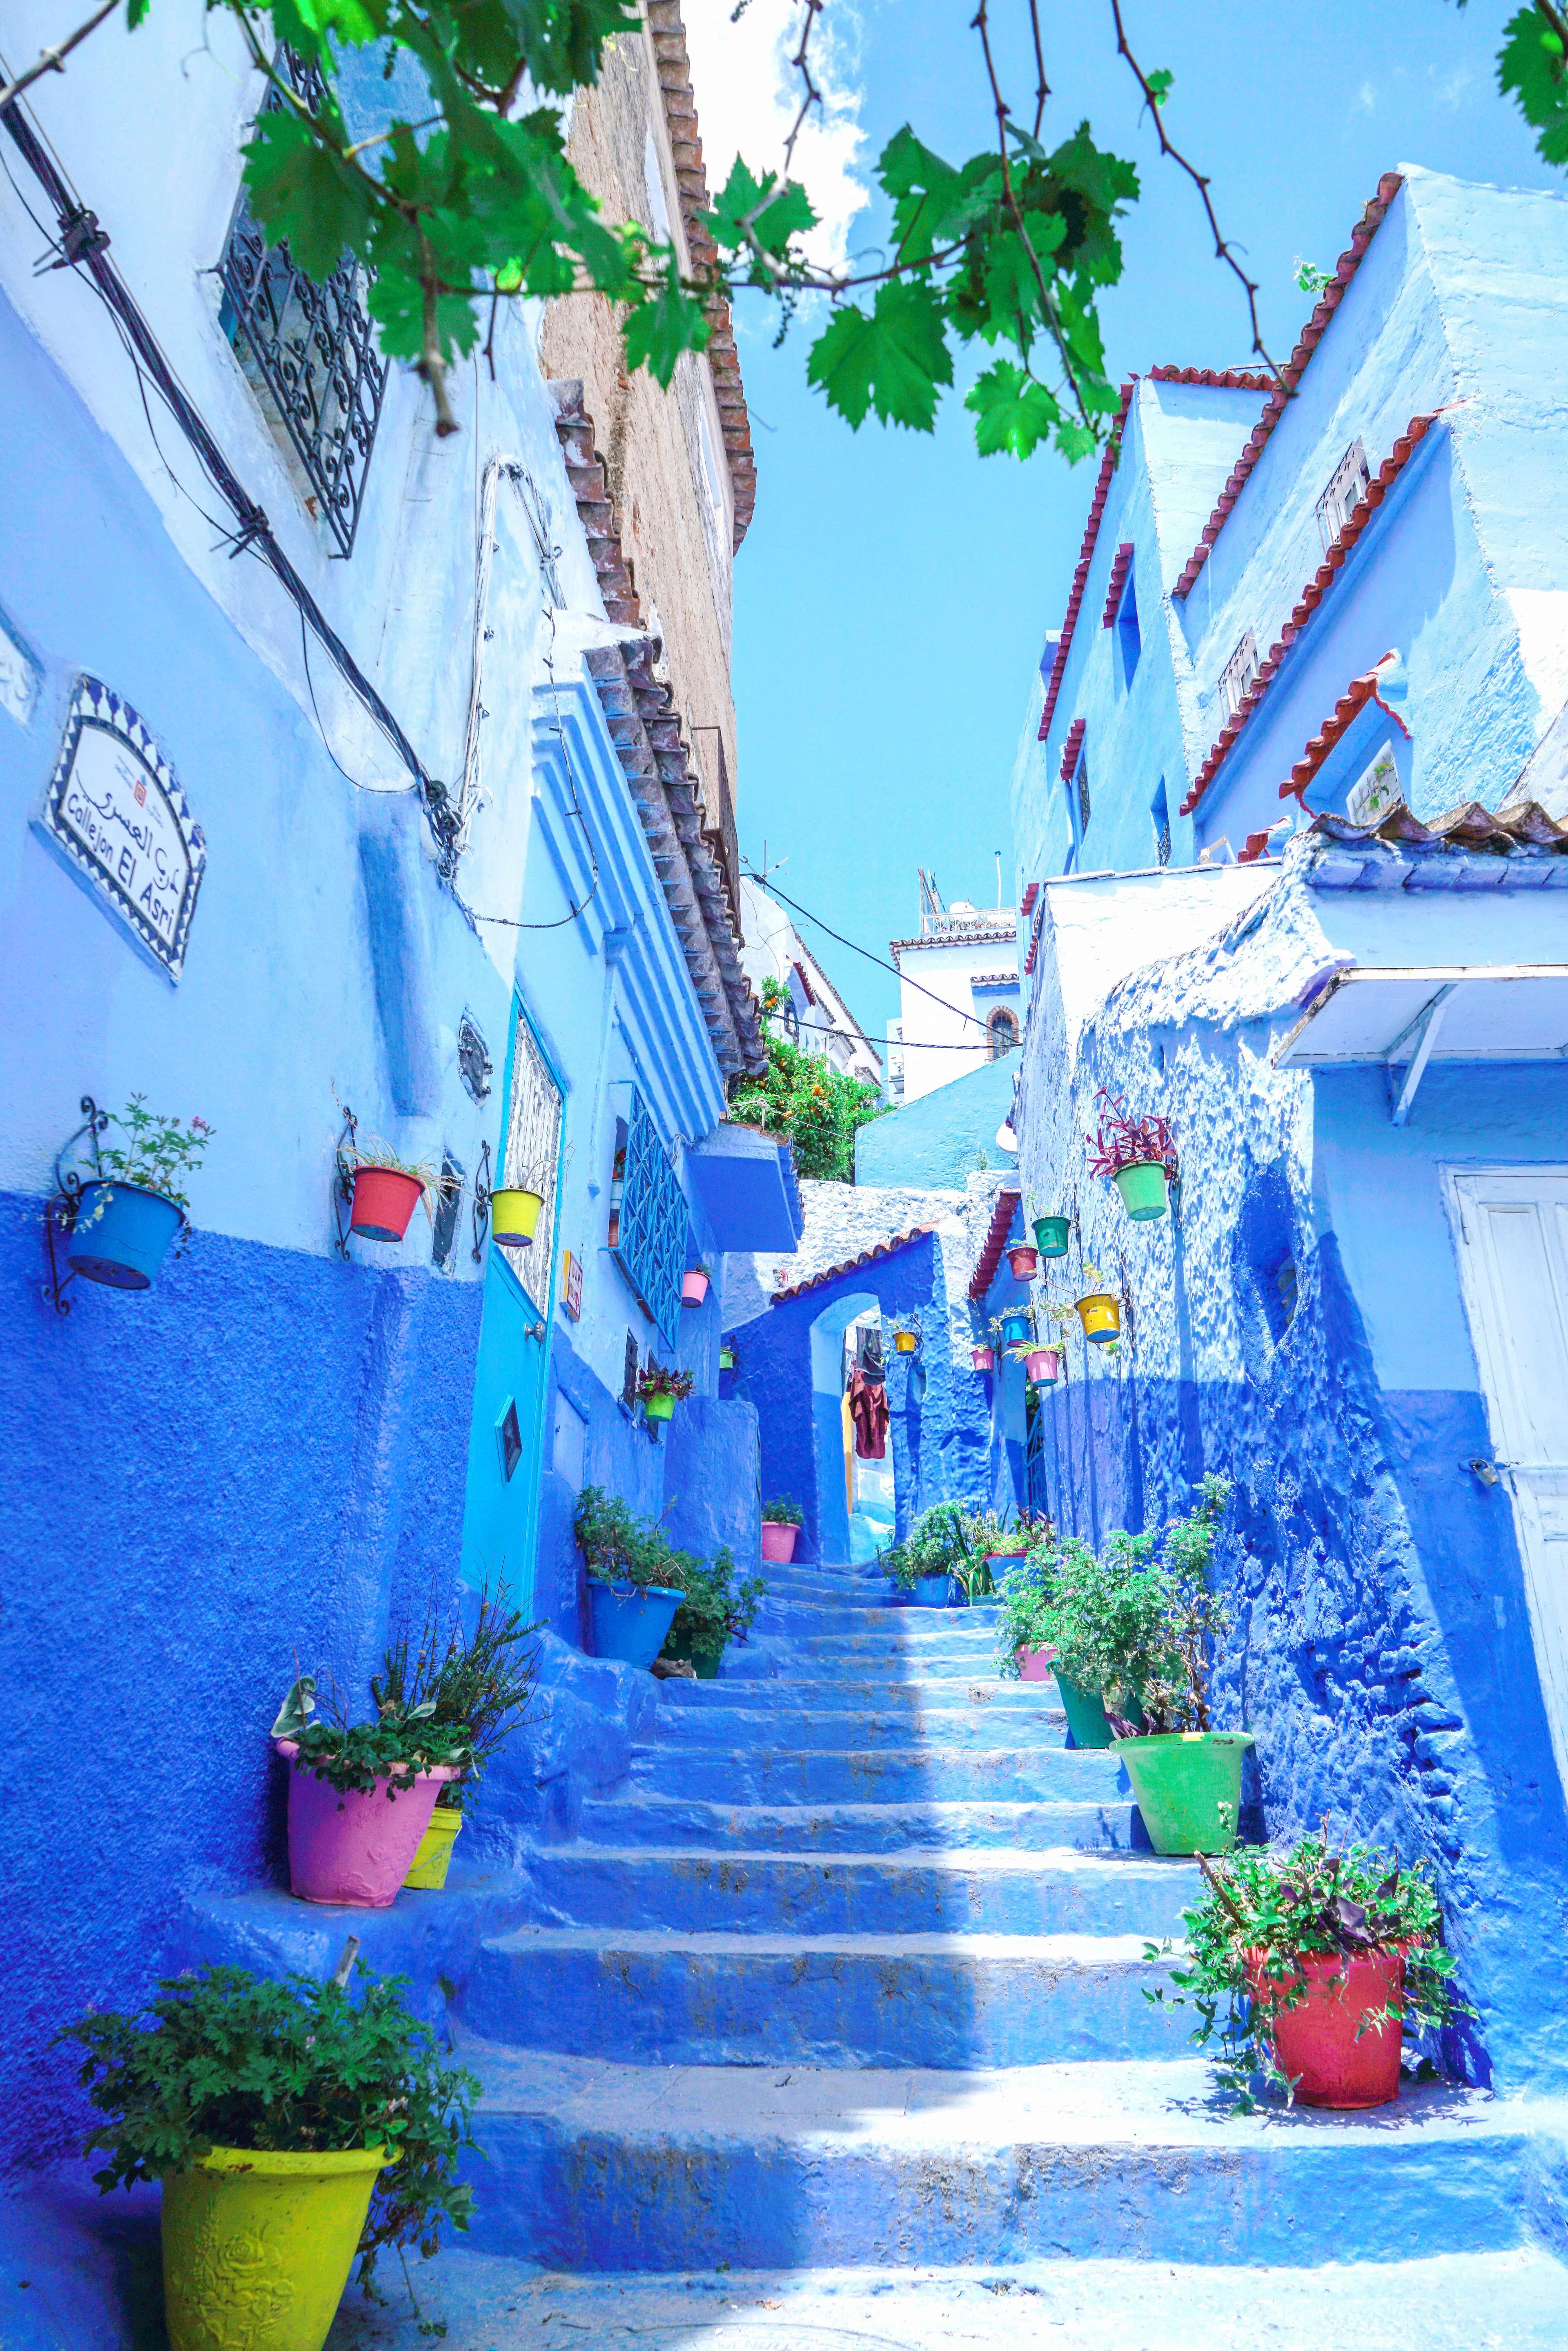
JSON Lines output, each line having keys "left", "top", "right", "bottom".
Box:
{"left": 686, "top": 1123, "right": 805, "bottom": 1253}
{"left": 1273, "top": 963, "right": 1568, "bottom": 1124}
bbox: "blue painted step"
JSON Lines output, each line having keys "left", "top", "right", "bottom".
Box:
{"left": 627, "top": 1740, "right": 1127, "bottom": 1804}
{"left": 459, "top": 1925, "right": 1185, "bottom": 2066}
{"left": 572, "top": 1793, "right": 1143, "bottom": 1853}
{"left": 652, "top": 1701, "right": 1066, "bottom": 1749}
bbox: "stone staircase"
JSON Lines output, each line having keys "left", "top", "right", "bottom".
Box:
{"left": 341, "top": 1551, "right": 1568, "bottom": 2345}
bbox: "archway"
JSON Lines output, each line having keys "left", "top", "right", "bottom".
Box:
{"left": 808, "top": 1290, "right": 897, "bottom": 1567}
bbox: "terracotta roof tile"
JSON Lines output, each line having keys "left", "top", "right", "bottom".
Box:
{"left": 1100, "top": 543, "right": 1135, "bottom": 628}
{"left": 1060, "top": 717, "right": 1087, "bottom": 784}
{"left": 772, "top": 1223, "right": 938, "bottom": 1303}
{"left": 1036, "top": 383, "right": 1136, "bottom": 744}
{"left": 968, "top": 1186, "right": 1023, "bottom": 1301}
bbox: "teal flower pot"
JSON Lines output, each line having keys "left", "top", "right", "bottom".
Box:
{"left": 999, "top": 1310, "right": 1032, "bottom": 1346}
{"left": 912, "top": 1571, "right": 957, "bottom": 1608}
{"left": 67, "top": 1181, "right": 183, "bottom": 1291}
{"left": 1033, "top": 1214, "right": 1071, "bottom": 1257}
{"left": 1113, "top": 1161, "right": 1169, "bottom": 1221}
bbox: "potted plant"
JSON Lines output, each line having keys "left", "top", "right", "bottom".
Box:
{"left": 719, "top": 1341, "right": 737, "bottom": 1371}
{"left": 1007, "top": 1240, "right": 1039, "bottom": 1280}
{"left": 346, "top": 1134, "right": 435, "bottom": 1244}
{"left": 374, "top": 1584, "right": 540, "bottom": 1890}
{"left": 490, "top": 1174, "right": 546, "bottom": 1250}
{"left": 1010, "top": 1339, "right": 1060, "bottom": 1383}
{"left": 660, "top": 1545, "right": 769, "bottom": 1678}
{"left": 968, "top": 1506, "right": 1033, "bottom": 1583}
{"left": 761, "top": 1496, "right": 804, "bottom": 1563}
{"left": 1020, "top": 1526, "right": 1162, "bottom": 1745}
{"left": 1150, "top": 1831, "right": 1467, "bottom": 2111}
{"left": 995, "top": 1544, "right": 1060, "bottom": 1681}
{"left": 971, "top": 1339, "right": 995, "bottom": 1371}
{"left": 66, "top": 1096, "right": 212, "bottom": 1291}
{"left": 575, "top": 1485, "right": 688, "bottom": 1667}
{"left": 1031, "top": 1208, "right": 1071, "bottom": 1258}
{"left": 1087, "top": 1085, "right": 1179, "bottom": 1223}
{"left": 998, "top": 1304, "right": 1033, "bottom": 1347}
{"left": 882, "top": 1505, "right": 969, "bottom": 1607}
{"left": 682, "top": 1260, "right": 713, "bottom": 1307}
{"left": 637, "top": 1364, "right": 694, "bottom": 1423}
{"left": 58, "top": 1955, "right": 477, "bottom": 2351}
{"left": 1069, "top": 1260, "right": 1122, "bottom": 1345}
{"left": 270, "top": 1678, "right": 471, "bottom": 1908}
{"left": 891, "top": 1320, "right": 920, "bottom": 1355}
{"left": 1107, "top": 1474, "right": 1255, "bottom": 1854}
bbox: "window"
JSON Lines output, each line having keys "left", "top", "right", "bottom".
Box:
{"left": 1151, "top": 777, "right": 1172, "bottom": 868}
{"left": 987, "top": 1007, "right": 1020, "bottom": 1059}
{"left": 1074, "top": 747, "right": 1092, "bottom": 843}
{"left": 430, "top": 1151, "right": 464, "bottom": 1271}
{"left": 1117, "top": 573, "right": 1141, "bottom": 688}
{"left": 611, "top": 1090, "right": 688, "bottom": 1345}
{"left": 501, "top": 1004, "right": 563, "bottom": 1317}
{"left": 217, "top": 50, "right": 388, "bottom": 556}
{"left": 1219, "top": 630, "right": 1260, "bottom": 722}
{"left": 1317, "top": 438, "right": 1372, "bottom": 552}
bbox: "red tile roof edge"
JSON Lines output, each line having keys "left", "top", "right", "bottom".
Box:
{"left": 968, "top": 1186, "right": 1024, "bottom": 1301}
{"left": 1100, "top": 543, "right": 1135, "bottom": 628}
{"left": 1274, "top": 665, "right": 1410, "bottom": 810}
{"left": 772, "top": 1223, "right": 938, "bottom": 1304}
{"left": 1019, "top": 881, "right": 1040, "bottom": 916}
{"left": 1177, "top": 412, "right": 1436, "bottom": 820}
{"left": 1059, "top": 716, "right": 1087, "bottom": 784}
{"left": 1036, "top": 382, "right": 1137, "bottom": 743}
{"left": 1172, "top": 172, "right": 1405, "bottom": 602}
{"left": 791, "top": 958, "right": 818, "bottom": 1007}
{"left": 1147, "top": 365, "right": 1277, "bottom": 391}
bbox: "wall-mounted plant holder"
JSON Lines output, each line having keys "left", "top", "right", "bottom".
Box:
{"left": 332, "top": 1106, "right": 360, "bottom": 1261}
{"left": 891, "top": 1315, "right": 921, "bottom": 1356}
{"left": 1032, "top": 1213, "right": 1072, "bottom": 1258}
{"left": 470, "top": 1138, "right": 493, "bottom": 1264}
{"left": 42, "top": 1096, "right": 109, "bottom": 1315}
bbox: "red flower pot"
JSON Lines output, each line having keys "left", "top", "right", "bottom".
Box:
{"left": 682, "top": 1269, "right": 710, "bottom": 1306}
{"left": 760, "top": 1522, "right": 799, "bottom": 1562}
{"left": 349, "top": 1165, "right": 424, "bottom": 1243}
{"left": 1007, "top": 1245, "right": 1039, "bottom": 1279}
{"left": 1247, "top": 1945, "right": 1411, "bottom": 2109}
{"left": 971, "top": 1346, "right": 995, "bottom": 1371}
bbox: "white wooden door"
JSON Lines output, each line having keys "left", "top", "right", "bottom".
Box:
{"left": 1451, "top": 1170, "right": 1568, "bottom": 1796}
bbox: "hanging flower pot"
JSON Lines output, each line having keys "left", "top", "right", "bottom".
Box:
{"left": 491, "top": 1186, "right": 545, "bottom": 1249}
{"left": 350, "top": 1165, "right": 426, "bottom": 1243}
{"left": 1246, "top": 1945, "right": 1410, "bottom": 2110}
{"left": 163, "top": 2144, "right": 391, "bottom": 2351}
{"left": 637, "top": 1366, "right": 693, "bottom": 1424}
{"left": 1023, "top": 1346, "right": 1058, "bottom": 1383}
{"left": 404, "top": 1804, "right": 463, "bottom": 1890}
{"left": 971, "top": 1344, "right": 995, "bottom": 1371}
{"left": 67, "top": 1181, "right": 184, "bottom": 1291}
{"left": 1113, "top": 1160, "right": 1170, "bottom": 1222}
{"left": 719, "top": 1344, "right": 736, "bottom": 1370}
{"left": 644, "top": 1391, "right": 676, "bottom": 1422}
{"left": 1075, "top": 1291, "right": 1121, "bottom": 1344}
{"left": 893, "top": 1329, "right": 919, "bottom": 1355}
{"left": 999, "top": 1308, "right": 1032, "bottom": 1346}
{"left": 1110, "top": 1729, "right": 1255, "bottom": 1856}
{"left": 682, "top": 1267, "right": 711, "bottom": 1306}
{"left": 1007, "top": 1243, "right": 1039, "bottom": 1279}
{"left": 1033, "top": 1214, "right": 1071, "bottom": 1258}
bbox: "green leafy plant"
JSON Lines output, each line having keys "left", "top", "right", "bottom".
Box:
{"left": 994, "top": 1543, "right": 1061, "bottom": 1676}
{"left": 56, "top": 1959, "right": 478, "bottom": 2294}
{"left": 879, "top": 1502, "right": 970, "bottom": 1593}
{"left": 271, "top": 1676, "right": 471, "bottom": 1798}
{"left": 574, "top": 1485, "right": 684, "bottom": 1591}
{"left": 637, "top": 1364, "right": 695, "bottom": 1404}
{"left": 762, "top": 1495, "right": 804, "bottom": 1526}
{"left": 728, "top": 1028, "right": 884, "bottom": 1183}
{"left": 374, "top": 1582, "right": 539, "bottom": 1816}
{"left": 662, "top": 1544, "right": 768, "bottom": 1663}
{"left": 1023, "top": 1527, "right": 1167, "bottom": 1710}
{"left": 93, "top": 1096, "right": 213, "bottom": 1213}
{"left": 1125, "top": 1473, "right": 1234, "bottom": 1734}
{"left": 1144, "top": 1830, "right": 1468, "bottom": 2110}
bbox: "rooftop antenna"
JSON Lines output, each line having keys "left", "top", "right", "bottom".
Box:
{"left": 995, "top": 849, "right": 1002, "bottom": 910}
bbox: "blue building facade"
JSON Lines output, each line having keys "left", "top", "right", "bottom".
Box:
{"left": 1002, "top": 166, "right": 1568, "bottom": 2090}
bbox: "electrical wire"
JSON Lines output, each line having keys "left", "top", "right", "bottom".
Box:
{"left": 743, "top": 867, "right": 1005, "bottom": 1033}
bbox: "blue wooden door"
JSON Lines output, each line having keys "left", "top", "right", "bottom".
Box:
{"left": 459, "top": 996, "right": 563, "bottom": 1602}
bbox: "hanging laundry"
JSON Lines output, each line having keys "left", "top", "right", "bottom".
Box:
{"left": 847, "top": 1366, "right": 889, "bottom": 1460}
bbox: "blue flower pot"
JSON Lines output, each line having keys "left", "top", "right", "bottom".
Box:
{"left": 588, "top": 1580, "right": 685, "bottom": 1668}
{"left": 913, "top": 1571, "right": 957, "bottom": 1609}
{"left": 67, "top": 1181, "right": 184, "bottom": 1291}
{"left": 1000, "top": 1310, "right": 1032, "bottom": 1345}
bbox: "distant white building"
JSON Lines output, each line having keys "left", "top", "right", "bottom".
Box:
{"left": 890, "top": 869, "right": 1021, "bottom": 1103}
{"left": 739, "top": 876, "right": 884, "bottom": 1085}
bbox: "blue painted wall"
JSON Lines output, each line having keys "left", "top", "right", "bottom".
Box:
{"left": 855, "top": 1056, "right": 1019, "bottom": 1190}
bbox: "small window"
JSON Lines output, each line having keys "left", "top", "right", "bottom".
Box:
{"left": 430, "top": 1151, "right": 464, "bottom": 1271}
{"left": 1317, "top": 439, "right": 1372, "bottom": 551}
{"left": 987, "top": 1007, "right": 1020, "bottom": 1060}
{"left": 1219, "top": 630, "right": 1260, "bottom": 722}
{"left": 501, "top": 1004, "right": 563, "bottom": 1319}
{"left": 1074, "top": 747, "right": 1092, "bottom": 843}
{"left": 1151, "top": 778, "right": 1172, "bottom": 868}
{"left": 1117, "top": 573, "right": 1141, "bottom": 688}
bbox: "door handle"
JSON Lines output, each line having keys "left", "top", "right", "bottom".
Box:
{"left": 526, "top": 1318, "right": 546, "bottom": 1343}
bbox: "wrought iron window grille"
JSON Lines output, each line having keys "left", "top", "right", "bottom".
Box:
{"left": 458, "top": 1014, "right": 493, "bottom": 1103}
{"left": 611, "top": 1091, "right": 689, "bottom": 1347}
{"left": 217, "top": 50, "right": 388, "bottom": 557}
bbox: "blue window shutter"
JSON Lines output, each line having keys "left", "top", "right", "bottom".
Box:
{"left": 612, "top": 1090, "right": 688, "bottom": 1346}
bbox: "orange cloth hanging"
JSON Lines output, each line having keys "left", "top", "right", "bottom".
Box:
{"left": 847, "top": 1366, "right": 889, "bottom": 1460}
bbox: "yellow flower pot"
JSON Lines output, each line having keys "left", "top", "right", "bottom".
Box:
{"left": 404, "top": 1803, "right": 463, "bottom": 1889}
{"left": 1076, "top": 1291, "right": 1122, "bottom": 1344}
{"left": 490, "top": 1187, "right": 544, "bottom": 1249}
{"left": 893, "top": 1331, "right": 918, "bottom": 1354}
{"left": 161, "top": 2144, "right": 389, "bottom": 2351}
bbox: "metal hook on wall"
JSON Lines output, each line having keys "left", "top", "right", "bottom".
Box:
{"left": 470, "top": 1137, "right": 493, "bottom": 1264}
{"left": 332, "top": 1105, "right": 359, "bottom": 1261}
{"left": 42, "top": 1095, "right": 109, "bottom": 1315}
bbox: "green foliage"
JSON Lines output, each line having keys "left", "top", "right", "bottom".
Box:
{"left": 879, "top": 1501, "right": 1004, "bottom": 1596}
{"left": 272, "top": 1676, "right": 472, "bottom": 1797}
{"left": 728, "top": 1029, "right": 884, "bottom": 1185}
{"left": 56, "top": 1961, "right": 478, "bottom": 2291}
{"left": 1144, "top": 1832, "right": 1468, "bottom": 2109}
{"left": 762, "top": 1495, "right": 803, "bottom": 1525}
{"left": 1293, "top": 255, "right": 1331, "bottom": 295}
{"left": 661, "top": 1543, "right": 768, "bottom": 1662}
{"left": 573, "top": 1485, "right": 678, "bottom": 1590}
{"left": 1497, "top": 2, "right": 1568, "bottom": 165}
{"left": 1140, "top": 1472, "right": 1233, "bottom": 1732}
{"left": 374, "top": 1583, "right": 539, "bottom": 1816}
{"left": 993, "top": 1544, "right": 1060, "bottom": 1676}
{"left": 95, "top": 1096, "right": 213, "bottom": 1213}
{"left": 636, "top": 1363, "right": 695, "bottom": 1403}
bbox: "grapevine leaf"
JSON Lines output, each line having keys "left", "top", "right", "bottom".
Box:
{"left": 241, "top": 111, "right": 375, "bottom": 283}
{"left": 1498, "top": 3, "right": 1568, "bottom": 163}
{"left": 806, "top": 279, "right": 954, "bottom": 432}
{"left": 705, "top": 156, "right": 816, "bottom": 258}
{"left": 965, "top": 360, "right": 1064, "bottom": 459}
{"left": 622, "top": 257, "right": 710, "bottom": 385}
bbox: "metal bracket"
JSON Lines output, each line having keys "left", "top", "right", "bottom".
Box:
{"left": 332, "top": 1106, "right": 359, "bottom": 1261}
{"left": 470, "top": 1137, "right": 493, "bottom": 1264}
{"left": 1387, "top": 984, "right": 1456, "bottom": 1127}
{"left": 42, "top": 1096, "right": 108, "bottom": 1315}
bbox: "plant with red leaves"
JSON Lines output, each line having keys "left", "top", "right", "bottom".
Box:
{"left": 1085, "top": 1087, "right": 1178, "bottom": 1183}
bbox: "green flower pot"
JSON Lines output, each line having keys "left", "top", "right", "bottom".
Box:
{"left": 1054, "top": 1669, "right": 1115, "bottom": 1749}
{"left": 1112, "top": 1161, "right": 1169, "bottom": 1221}
{"left": 1033, "top": 1214, "right": 1071, "bottom": 1257}
{"left": 664, "top": 1624, "right": 725, "bottom": 1679}
{"left": 1110, "top": 1729, "right": 1256, "bottom": 1855}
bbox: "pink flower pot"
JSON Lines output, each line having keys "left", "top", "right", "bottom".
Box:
{"left": 348, "top": 1165, "right": 424, "bottom": 1243}
{"left": 682, "top": 1269, "right": 710, "bottom": 1306}
{"left": 760, "top": 1521, "right": 799, "bottom": 1563}
{"left": 1017, "top": 1643, "right": 1057, "bottom": 1682}
{"left": 1024, "top": 1346, "right": 1060, "bottom": 1383}
{"left": 1007, "top": 1245, "right": 1039, "bottom": 1280}
{"left": 275, "top": 1740, "right": 462, "bottom": 1908}
{"left": 971, "top": 1346, "right": 995, "bottom": 1370}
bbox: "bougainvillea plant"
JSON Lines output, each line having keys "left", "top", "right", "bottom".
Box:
{"left": 1085, "top": 1085, "right": 1179, "bottom": 1183}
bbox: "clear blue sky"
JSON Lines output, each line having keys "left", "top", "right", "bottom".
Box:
{"left": 726, "top": 0, "right": 1555, "bottom": 1048}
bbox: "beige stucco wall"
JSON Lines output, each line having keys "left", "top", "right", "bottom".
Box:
{"left": 539, "top": 20, "right": 740, "bottom": 843}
